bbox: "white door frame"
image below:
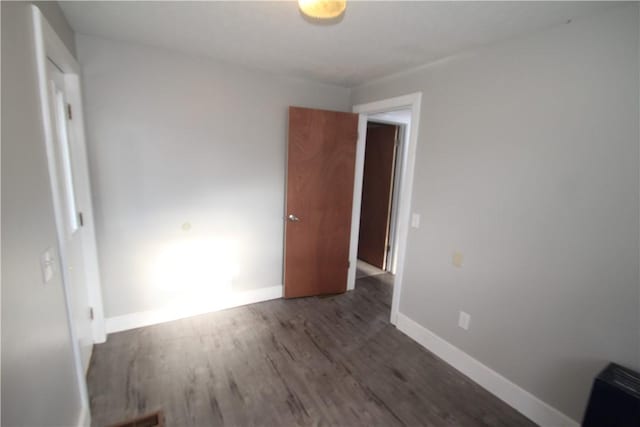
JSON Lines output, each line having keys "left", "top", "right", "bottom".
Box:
{"left": 387, "top": 122, "right": 405, "bottom": 274}
{"left": 32, "top": 5, "right": 106, "bottom": 425}
{"left": 347, "top": 93, "right": 422, "bottom": 325}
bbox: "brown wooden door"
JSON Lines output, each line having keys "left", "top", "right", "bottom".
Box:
{"left": 284, "top": 106, "right": 358, "bottom": 298}
{"left": 357, "top": 123, "right": 398, "bottom": 269}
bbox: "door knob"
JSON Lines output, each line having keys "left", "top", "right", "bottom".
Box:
{"left": 287, "top": 214, "right": 300, "bottom": 222}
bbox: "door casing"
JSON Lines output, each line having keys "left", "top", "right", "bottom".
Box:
{"left": 348, "top": 93, "right": 423, "bottom": 325}
{"left": 47, "top": 59, "right": 95, "bottom": 373}
{"left": 32, "top": 6, "right": 106, "bottom": 424}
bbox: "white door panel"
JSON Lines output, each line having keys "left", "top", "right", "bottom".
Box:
{"left": 47, "top": 60, "right": 93, "bottom": 373}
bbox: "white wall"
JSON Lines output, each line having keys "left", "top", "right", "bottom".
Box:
{"left": 352, "top": 4, "right": 639, "bottom": 422}
{"left": 77, "top": 35, "right": 351, "bottom": 320}
{"left": 1, "top": 2, "right": 84, "bottom": 426}
{"left": 32, "top": 0, "right": 76, "bottom": 57}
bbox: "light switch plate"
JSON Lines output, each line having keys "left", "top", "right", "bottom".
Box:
{"left": 411, "top": 213, "right": 420, "bottom": 228}
{"left": 458, "top": 311, "right": 471, "bottom": 330}
{"left": 40, "top": 248, "right": 55, "bottom": 284}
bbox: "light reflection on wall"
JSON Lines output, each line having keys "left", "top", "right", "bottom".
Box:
{"left": 148, "top": 238, "right": 239, "bottom": 312}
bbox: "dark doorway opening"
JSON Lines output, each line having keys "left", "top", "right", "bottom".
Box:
{"left": 357, "top": 121, "right": 399, "bottom": 278}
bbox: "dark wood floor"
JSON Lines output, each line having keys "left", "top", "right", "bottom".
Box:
{"left": 87, "top": 272, "right": 536, "bottom": 427}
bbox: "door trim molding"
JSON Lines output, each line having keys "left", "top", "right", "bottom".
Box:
{"left": 32, "top": 5, "right": 106, "bottom": 344}
{"left": 77, "top": 404, "right": 90, "bottom": 427}
{"left": 31, "top": 5, "right": 106, "bottom": 421}
{"left": 384, "top": 123, "right": 407, "bottom": 274}
{"left": 349, "top": 93, "right": 422, "bottom": 325}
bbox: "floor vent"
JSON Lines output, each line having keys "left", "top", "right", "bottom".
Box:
{"left": 109, "top": 410, "right": 165, "bottom": 427}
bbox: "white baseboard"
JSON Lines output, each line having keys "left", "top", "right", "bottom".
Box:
{"left": 105, "top": 285, "right": 283, "bottom": 334}
{"left": 396, "top": 313, "right": 579, "bottom": 427}
{"left": 77, "top": 404, "right": 90, "bottom": 427}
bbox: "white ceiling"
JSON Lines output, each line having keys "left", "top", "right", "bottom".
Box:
{"left": 60, "top": 1, "right": 620, "bottom": 87}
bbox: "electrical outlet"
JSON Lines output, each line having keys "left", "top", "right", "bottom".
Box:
{"left": 458, "top": 311, "right": 471, "bottom": 330}
{"left": 453, "top": 251, "right": 463, "bottom": 268}
{"left": 411, "top": 213, "right": 420, "bottom": 228}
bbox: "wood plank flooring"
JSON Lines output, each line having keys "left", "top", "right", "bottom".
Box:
{"left": 87, "top": 273, "right": 536, "bottom": 427}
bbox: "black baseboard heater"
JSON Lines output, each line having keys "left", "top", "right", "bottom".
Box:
{"left": 583, "top": 363, "right": 640, "bottom": 427}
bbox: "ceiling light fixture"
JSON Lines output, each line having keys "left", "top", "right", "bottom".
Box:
{"left": 298, "top": 0, "right": 346, "bottom": 20}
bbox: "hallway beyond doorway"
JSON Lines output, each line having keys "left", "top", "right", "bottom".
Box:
{"left": 356, "top": 259, "right": 388, "bottom": 279}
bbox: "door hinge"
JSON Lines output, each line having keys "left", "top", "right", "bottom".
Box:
{"left": 67, "top": 103, "right": 72, "bottom": 120}
{"left": 89, "top": 307, "right": 94, "bottom": 321}
{"left": 78, "top": 212, "right": 84, "bottom": 227}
